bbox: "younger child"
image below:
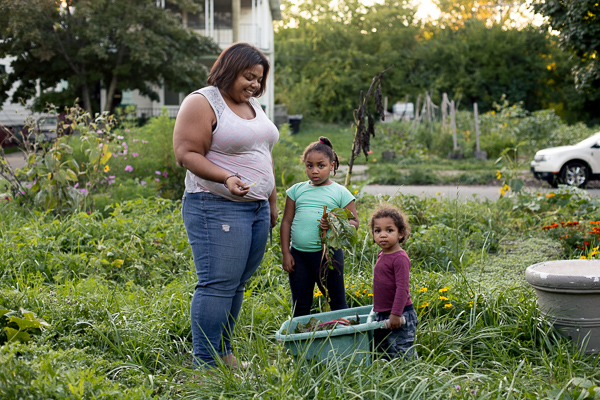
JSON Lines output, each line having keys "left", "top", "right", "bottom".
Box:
{"left": 370, "top": 204, "right": 418, "bottom": 360}
{"left": 280, "top": 136, "right": 359, "bottom": 317}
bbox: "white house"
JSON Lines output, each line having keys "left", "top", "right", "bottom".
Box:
{"left": 102, "top": 0, "right": 282, "bottom": 121}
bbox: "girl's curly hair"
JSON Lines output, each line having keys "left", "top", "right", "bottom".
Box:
{"left": 369, "top": 204, "right": 411, "bottom": 243}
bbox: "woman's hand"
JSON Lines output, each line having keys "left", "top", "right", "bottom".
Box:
{"left": 282, "top": 252, "right": 295, "bottom": 273}
{"left": 388, "top": 313, "right": 404, "bottom": 329}
{"left": 270, "top": 203, "right": 278, "bottom": 228}
{"left": 224, "top": 176, "right": 250, "bottom": 197}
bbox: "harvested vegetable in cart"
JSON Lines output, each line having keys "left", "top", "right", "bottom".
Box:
{"left": 290, "top": 314, "right": 361, "bottom": 334}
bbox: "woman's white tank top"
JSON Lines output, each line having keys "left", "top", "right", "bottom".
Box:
{"left": 184, "top": 86, "right": 279, "bottom": 202}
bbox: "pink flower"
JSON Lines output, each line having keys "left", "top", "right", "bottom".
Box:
{"left": 132, "top": 153, "right": 139, "bottom": 157}
{"left": 155, "top": 171, "right": 161, "bottom": 175}
{"left": 155, "top": 178, "right": 160, "bottom": 182}
{"left": 117, "top": 135, "right": 124, "bottom": 140}
{"left": 140, "top": 181, "right": 146, "bottom": 186}
{"left": 133, "top": 139, "right": 139, "bottom": 142}
{"left": 125, "top": 165, "right": 133, "bottom": 172}
{"left": 125, "top": 129, "right": 130, "bottom": 133}
{"left": 162, "top": 171, "right": 168, "bottom": 178}
{"left": 142, "top": 140, "right": 148, "bottom": 144}
{"left": 122, "top": 142, "right": 128, "bottom": 149}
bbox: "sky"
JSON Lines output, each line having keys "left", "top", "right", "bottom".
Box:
{"left": 414, "top": 0, "right": 441, "bottom": 20}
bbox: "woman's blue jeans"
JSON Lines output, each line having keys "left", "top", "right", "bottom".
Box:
{"left": 181, "top": 191, "right": 270, "bottom": 368}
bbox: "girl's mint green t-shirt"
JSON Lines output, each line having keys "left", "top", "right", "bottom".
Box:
{"left": 287, "top": 181, "right": 356, "bottom": 252}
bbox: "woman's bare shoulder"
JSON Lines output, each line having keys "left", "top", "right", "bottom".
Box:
{"left": 177, "top": 93, "right": 216, "bottom": 125}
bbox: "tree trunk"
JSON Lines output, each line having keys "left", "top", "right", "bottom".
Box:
{"left": 81, "top": 84, "right": 92, "bottom": 114}
{"left": 474, "top": 102, "right": 480, "bottom": 152}
{"left": 104, "top": 74, "right": 118, "bottom": 114}
{"left": 103, "top": 46, "right": 126, "bottom": 114}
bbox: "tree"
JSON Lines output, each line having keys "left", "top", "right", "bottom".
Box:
{"left": 0, "top": 0, "right": 220, "bottom": 114}
{"left": 533, "top": 0, "right": 600, "bottom": 97}
{"left": 419, "top": 20, "right": 562, "bottom": 111}
{"left": 275, "top": 0, "right": 419, "bottom": 122}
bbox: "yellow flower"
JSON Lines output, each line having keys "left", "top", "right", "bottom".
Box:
{"left": 419, "top": 302, "right": 430, "bottom": 308}
{"left": 420, "top": 287, "right": 428, "bottom": 293}
{"left": 438, "top": 287, "right": 448, "bottom": 293}
{"left": 499, "top": 184, "right": 510, "bottom": 196}
{"left": 496, "top": 170, "right": 501, "bottom": 180}
{"left": 546, "top": 193, "right": 555, "bottom": 198}
{"left": 367, "top": 294, "right": 373, "bottom": 297}
{"left": 580, "top": 256, "right": 587, "bottom": 259}
{"left": 104, "top": 165, "right": 110, "bottom": 172}
{"left": 439, "top": 296, "right": 449, "bottom": 301}
{"left": 444, "top": 303, "right": 453, "bottom": 308}
{"left": 314, "top": 290, "right": 322, "bottom": 297}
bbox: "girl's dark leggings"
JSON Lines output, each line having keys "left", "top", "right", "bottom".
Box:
{"left": 288, "top": 247, "right": 348, "bottom": 317}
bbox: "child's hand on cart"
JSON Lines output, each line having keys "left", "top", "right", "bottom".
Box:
{"left": 382, "top": 314, "right": 406, "bottom": 329}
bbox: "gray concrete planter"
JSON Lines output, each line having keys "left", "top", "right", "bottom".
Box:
{"left": 525, "top": 260, "right": 600, "bottom": 354}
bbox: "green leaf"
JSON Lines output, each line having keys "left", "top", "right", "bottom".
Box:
{"left": 5, "top": 327, "right": 31, "bottom": 343}
{"left": 65, "top": 168, "right": 78, "bottom": 181}
{"left": 509, "top": 178, "right": 524, "bottom": 193}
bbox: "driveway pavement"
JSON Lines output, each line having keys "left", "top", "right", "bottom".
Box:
{"left": 361, "top": 184, "right": 506, "bottom": 201}
{"left": 2, "top": 150, "right": 27, "bottom": 171}
{"left": 361, "top": 183, "right": 600, "bottom": 201}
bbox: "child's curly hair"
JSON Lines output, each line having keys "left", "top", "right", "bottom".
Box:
{"left": 369, "top": 204, "right": 411, "bottom": 243}
{"left": 301, "top": 136, "right": 340, "bottom": 175}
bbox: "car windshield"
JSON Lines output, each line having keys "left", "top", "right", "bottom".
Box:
{"left": 577, "top": 132, "right": 600, "bottom": 147}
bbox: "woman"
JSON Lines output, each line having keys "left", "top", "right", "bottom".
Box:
{"left": 173, "top": 43, "right": 279, "bottom": 369}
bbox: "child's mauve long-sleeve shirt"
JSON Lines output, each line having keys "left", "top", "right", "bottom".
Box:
{"left": 373, "top": 249, "right": 412, "bottom": 316}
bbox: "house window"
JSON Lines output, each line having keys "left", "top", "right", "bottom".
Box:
{"left": 187, "top": 10, "right": 204, "bottom": 29}
{"left": 214, "top": 1, "right": 232, "bottom": 29}
{"left": 164, "top": 85, "right": 180, "bottom": 106}
{"left": 0, "top": 64, "right": 5, "bottom": 74}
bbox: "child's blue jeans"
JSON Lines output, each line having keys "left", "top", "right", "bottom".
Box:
{"left": 373, "top": 305, "right": 418, "bottom": 360}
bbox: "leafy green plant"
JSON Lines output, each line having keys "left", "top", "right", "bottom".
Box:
{"left": 495, "top": 143, "right": 527, "bottom": 196}
{"left": 317, "top": 207, "right": 359, "bottom": 309}
{"left": 0, "top": 309, "right": 49, "bottom": 345}
{"left": 0, "top": 104, "right": 120, "bottom": 213}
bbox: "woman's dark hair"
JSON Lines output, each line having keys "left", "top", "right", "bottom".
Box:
{"left": 369, "top": 204, "right": 411, "bottom": 243}
{"left": 302, "top": 136, "right": 340, "bottom": 175}
{"left": 207, "top": 43, "right": 270, "bottom": 97}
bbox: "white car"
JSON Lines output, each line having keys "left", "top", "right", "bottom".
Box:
{"left": 530, "top": 132, "right": 600, "bottom": 188}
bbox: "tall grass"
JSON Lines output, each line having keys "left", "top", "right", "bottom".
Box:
{"left": 2, "top": 186, "right": 600, "bottom": 398}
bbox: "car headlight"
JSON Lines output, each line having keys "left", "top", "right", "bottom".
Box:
{"left": 534, "top": 154, "right": 549, "bottom": 162}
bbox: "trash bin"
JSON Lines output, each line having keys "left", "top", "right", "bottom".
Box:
{"left": 287, "top": 114, "right": 303, "bottom": 134}
{"left": 275, "top": 305, "right": 384, "bottom": 365}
